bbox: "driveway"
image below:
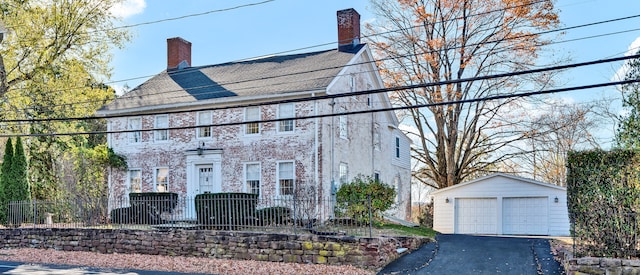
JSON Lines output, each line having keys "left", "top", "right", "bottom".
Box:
{"left": 379, "top": 234, "right": 564, "bottom": 275}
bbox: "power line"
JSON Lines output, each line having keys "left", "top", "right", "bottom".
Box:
{"left": 4, "top": 1, "right": 275, "bottom": 32}
{"left": 1, "top": 53, "right": 638, "bottom": 125}
{"left": 3, "top": 0, "right": 636, "bottom": 101}
{"left": 4, "top": 13, "right": 639, "bottom": 112}
{"left": 2, "top": 78, "right": 638, "bottom": 137}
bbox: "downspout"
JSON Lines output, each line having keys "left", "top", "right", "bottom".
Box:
{"left": 330, "top": 98, "right": 336, "bottom": 206}
{"left": 312, "top": 93, "right": 319, "bottom": 197}
{"left": 106, "top": 120, "right": 113, "bottom": 211}
{"left": 370, "top": 95, "right": 375, "bottom": 176}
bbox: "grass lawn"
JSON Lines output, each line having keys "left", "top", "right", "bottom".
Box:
{"left": 375, "top": 222, "right": 437, "bottom": 238}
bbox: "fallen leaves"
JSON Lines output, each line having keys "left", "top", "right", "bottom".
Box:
{"left": 0, "top": 248, "right": 374, "bottom": 275}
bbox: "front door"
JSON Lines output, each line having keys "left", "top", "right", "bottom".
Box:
{"left": 185, "top": 149, "right": 223, "bottom": 220}
{"left": 197, "top": 165, "right": 216, "bottom": 193}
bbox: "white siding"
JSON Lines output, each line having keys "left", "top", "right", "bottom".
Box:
{"left": 431, "top": 174, "right": 570, "bottom": 236}
{"left": 323, "top": 47, "right": 412, "bottom": 221}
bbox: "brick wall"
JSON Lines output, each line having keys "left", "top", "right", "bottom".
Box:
{"left": 0, "top": 229, "right": 431, "bottom": 270}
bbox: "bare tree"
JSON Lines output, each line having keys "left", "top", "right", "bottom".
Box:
{"left": 366, "top": 0, "right": 560, "bottom": 188}
{"left": 520, "top": 99, "right": 601, "bottom": 186}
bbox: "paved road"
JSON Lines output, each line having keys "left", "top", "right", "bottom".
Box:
{"left": 379, "top": 234, "right": 564, "bottom": 275}
{"left": 0, "top": 261, "right": 212, "bottom": 275}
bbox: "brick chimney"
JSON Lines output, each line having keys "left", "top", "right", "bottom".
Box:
{"left": 167, "top": 37, "right": 192, "bottom": 70}
{"left": 337, "top": 8, "right": 360, "bottom": 52}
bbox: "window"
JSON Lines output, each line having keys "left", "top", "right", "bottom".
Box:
{"left": 349, "top": 74, "right": 356, "bottom": 92}
{"left": 374, "top": 172, "right": 380, "bottom": 183}
{"left": 278, "top": 103, "right": 294, "bottom": 132}
{"left": 244, "top": 107, "right": 260, "bottom": 135}
{"left": 395, "top": 137, "right": 401, "bottom": 158}
{"left": 155, "top": 168, "right": 168, "bottom": 192}
{"left": 338, "top": 106, "right": 348, "bottom": 139}
{"left": 245, "top": 163, "right": 260, "bottom": 196}
{"left": 339, "top": 162, "right": 349, "bottom": 185}
{"left": 154, "top": 115, "right": 168, "bottom": 141}
{"left": 339, "top": 115, "right": 348, "bottom": 139}
{"left": 278, "top": 161, "right": 294, "bottom": 195}
{"left": 128, "top": 117, "right": 141, "bottom": 143}
{"left": 197, "top": 111, "right": 212, "bottom": 138}
{"left": 128, "top": 169, "right": 142, "bottom": 193}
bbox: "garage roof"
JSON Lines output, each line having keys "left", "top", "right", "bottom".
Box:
{"left": 431, "top": 173, "right": 565, "bottom": 195}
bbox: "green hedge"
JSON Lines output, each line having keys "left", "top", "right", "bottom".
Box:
{"left": 256, "top": 206, "right": 291, "bottom": 226}
{"left": 195, "top": 193, "right": 258, "bottom": 229}
{"left": 567, "top": 149, "right": 640, "bottom": 258}
{"left": 110, "top": 192, "right": 178, "bottom": 225}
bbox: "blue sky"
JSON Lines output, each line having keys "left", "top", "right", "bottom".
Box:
{"left": 108, "top": 0, "right": 640, "bottom": 144}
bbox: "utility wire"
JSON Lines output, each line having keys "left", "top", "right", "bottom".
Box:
{"left": 2, "top": 78, "right": 638, "bottom": 137}
{"left": 4, "top": 13, "right": 640, "bottom": 110}
{"left": 1, "top": 53, "right": 638, "bottom": 125}
{"left": 3, "top": 1, "right": 637, "bottom": 100}
{"left": 4, "top": 1, "right": 275, "bottom": 32}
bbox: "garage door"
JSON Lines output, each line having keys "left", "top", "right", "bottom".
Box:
{"left": 455, "top": 198, "right": 497, "bottom": 234}
{"left": 503, "top": 197, "right": 548, "bottom": 235}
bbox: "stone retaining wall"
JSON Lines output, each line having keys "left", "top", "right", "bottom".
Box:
{"left": 0, "top": 228, "right": 430, "bottom": 270}
{"left": 557, "top": 249, "right": 640, "bottom": 274}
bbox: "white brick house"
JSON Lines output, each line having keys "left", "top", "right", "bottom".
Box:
{"left": 97, "top": 9, "right": 412, "bottom": 220}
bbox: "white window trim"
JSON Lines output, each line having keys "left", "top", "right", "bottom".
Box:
{"left": 154, "top": 167, "right": 169, "bottom": 192}
{"left": 243, "top": 162, "right": 261, "bottom": 197}
{"left": 349, "top": 74, "right": 356, "bottom": 92}
{"left": 339, "top": 116, "right": 348, "bottom": 139}
{"left": 276, "top": 160, "right": 295, "bottom": 197}
{"left": 244, "top": 107, "right": 261, "bottom": 136}
{"left": 339, "top": 162, "right": 349, "bottom": 185}
{"left": 154, "top": 115, "right": 169, "bottom": 142}
{"left": 277, "top": 103, "right": 295, "bottom": 134}
{"left": 196, "top": 111, "right": 212, "bottom": 139}
{"left": 127, "top": 117, "right": 142, "bottom": 144}
{"left": 127, "top": 168, "right": 142, "bottom": 193}
{"left": 339, "top": 111, "right": 348, "bottom": 140}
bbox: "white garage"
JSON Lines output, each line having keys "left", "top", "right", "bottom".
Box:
{"left": 431, "top": 173, "right": 570, "bottom": 236}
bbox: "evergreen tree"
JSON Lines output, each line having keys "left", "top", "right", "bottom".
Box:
{"left": 617, "top": 50, "right": 640, "bottom": 148}
{"left": 9, "top": 137, "right": 29, "bottom": 202}
{"left": 0, "top": 138, "right": 13, "bottom": 223}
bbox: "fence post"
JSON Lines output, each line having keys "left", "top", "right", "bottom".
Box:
{"left": 32, "top": 199, "right": 36, "bottom": 228}
{"left": 368, "top": 194, "right": 372, "bottom": 238}
{"left": 293, "top": 191, "right": 297, "bottom": 236}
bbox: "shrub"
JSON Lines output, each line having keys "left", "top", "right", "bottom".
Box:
{"left": 567, "top": 149, "right": 640, "bottom": 258}
{"left": 110, "top": 207, "right": 132, "bottom": 224}
{"left": 256, "top": 206, "right": 291, "bottom": 226}
{"left": 417, "top": 202, "right": 434, "bottom": 228}
{"left": 109, "top": 192, "right": 178, "bottom": 225}
{"left": 195, "top": 193, "right": 258, "bottom": 229}
{"left": 335, "top": 175, "right": 396, "bottom": 224}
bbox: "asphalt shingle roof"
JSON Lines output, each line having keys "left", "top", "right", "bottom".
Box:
{"left": 101, "top": 45, "right": 364, "bottom": 112}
